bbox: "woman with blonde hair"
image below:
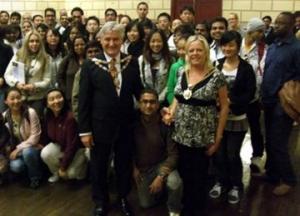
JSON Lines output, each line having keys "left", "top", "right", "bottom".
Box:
{"left": 163, "top": 35, "right": 229, "bottom": 215}
{"left": 4, "top": 30, "right": 51, "bottom": 116}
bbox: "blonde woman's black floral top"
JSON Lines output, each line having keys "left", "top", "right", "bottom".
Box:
{"left": 172, "top": 67, "right": 226, "bottom": 148}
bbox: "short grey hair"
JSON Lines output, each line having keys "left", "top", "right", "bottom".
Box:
{"left": 96, "top": 21, "right": 125, "bottom": 39}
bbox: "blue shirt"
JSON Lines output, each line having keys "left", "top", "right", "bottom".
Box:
{"left": 261, "top": 34, "right": 300, "bottom": 104}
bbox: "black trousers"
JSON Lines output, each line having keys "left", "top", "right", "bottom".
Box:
{"left": 214, "top": 130, "right": 246, "bottom": 189}
{"left": 90, "top": 126, "right": 133, "bottom": 206}
{"left": 264, "top": 102, "right": 296, "bottom": 185}
{"left": 177, "top": 144, "right": 209, "bottom": 216}
{"left": 246, "top": 100, "right": 264, "bottom": 158}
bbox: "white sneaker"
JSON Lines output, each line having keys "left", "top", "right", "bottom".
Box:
{"left": 250, "top": 157, "right": 264, "bottom": 174}
{"left": 48, "top": 174, "right": 59, "bottom": 183}
{"left": 169, "top": 212, "right": 180, "bottom": 216}
{"left": 228, "top": 186, "right": 240, "bottom": 204}
{"left": 209, "top": 182, "right": 224, "bottom": 199}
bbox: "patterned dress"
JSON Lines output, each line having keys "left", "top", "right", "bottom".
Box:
{"left": 172, "top": 68, "right": 226, "bottom": 148}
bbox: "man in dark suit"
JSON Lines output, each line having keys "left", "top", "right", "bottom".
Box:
{"left": 78, "top": 21, "right": 143, "bottom": 216}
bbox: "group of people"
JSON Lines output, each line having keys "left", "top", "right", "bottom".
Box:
{"left": 0, "top": 2, "right": 300, "bottom": 216}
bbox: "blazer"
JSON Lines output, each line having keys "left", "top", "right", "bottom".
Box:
{"left": 217, "top": 57, "right": 256, "bottom": 115}
{"left": 78, "top": 52, "right": 143, "bottom": 143}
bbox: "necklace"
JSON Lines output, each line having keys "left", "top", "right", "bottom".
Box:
{"left": 183, "top": 69, "right": 214, "bottom": 100}
{"left": 183, "top": 84, "right": 193, "bottom": 100}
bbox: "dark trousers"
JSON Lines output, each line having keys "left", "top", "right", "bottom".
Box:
{"left": 264, "top": 102, "right": 296, "bottom": 185}
{"left": 246, "top": 100, "right": 264, "bottom": 157}
{"left": 177, "top": 144, "right": 209, "bottom": 216}
{"left": 214, "top": 130, "right": 246, "bottom": 188}
{"left": 90, "top": 126, "right": 133, "bottom": 206}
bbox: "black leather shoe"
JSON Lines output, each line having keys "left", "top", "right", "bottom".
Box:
{"left": 119, "top": 198, "right": 134, "bottom": 216}
{"left": 93, "top": 205, "right": 107, "bottom": 216}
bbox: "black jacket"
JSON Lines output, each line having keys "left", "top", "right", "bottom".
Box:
{"left": 217, "top": 57, "right": 256, "bottom": 115}
{"left": 0, "top": 41, "right": 13, "bottom": 88}
{"left": 0, "top": 114, "right": 10, "bottom": 153}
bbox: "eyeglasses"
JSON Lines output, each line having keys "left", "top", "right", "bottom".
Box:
{"left": 106, "top": 13, "right": 115, "bottom": 16}
{"left": 140, "top": 99, "right": 157, "bottom": 105}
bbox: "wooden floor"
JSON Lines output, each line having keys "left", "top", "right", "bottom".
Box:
{"left": 0, "top": 126, "right": 299, "bottom": 216}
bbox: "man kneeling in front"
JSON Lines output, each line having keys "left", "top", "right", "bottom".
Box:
{"left": 133, "top": 89, "right": 182, "bottom": 216}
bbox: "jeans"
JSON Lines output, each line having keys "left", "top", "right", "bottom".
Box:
{"left": 264, "top": 102, "right": 296, "bottom": 185}
{"left": 0, "top": 88, "right": 6, "bottom": 112}
{"left": 246, "top": 100, "right": 264, "bottom": 158}
{"left": 10, "top": 147, "right": 42, "bottom": 180}
{"left": 214, "top": 130, "right": 246, "bottom": 188}
{"left": 136, "top": 166, "right": 182, "bottom": 213}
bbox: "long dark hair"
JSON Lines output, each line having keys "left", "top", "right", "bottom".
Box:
{"left": 125, "top": 20, "right": 145, "bottom": 42}
{"left": 143, "top": 29, "right": 172, "bottom": 67}
{"left": 69, "top": 35, "right": 87, "bottom": 62}
{"left": 3, "top": 87, "right": 30, "bottom": 145}
{"left": 44, "top": 88, "right": 69, "bottom": 120}
{"left": 45, "top": 28, "right": 66, "bottom": 58}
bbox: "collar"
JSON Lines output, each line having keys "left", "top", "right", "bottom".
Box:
{"left": 210, "top": 40, "right": 219, "bottom": 48}
{"left": 274, "top": 33, "right": 295, "bottom": 45}
{"left": 103, "top": 52, "right": 121, "bottom": 63}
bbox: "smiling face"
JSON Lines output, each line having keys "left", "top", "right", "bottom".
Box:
{"left": 28, "top": 34, "right": 40, "bottom": 54}
{"left": 69, "top": 27, "right": 79, "bottom": 42}
{"left": 5, "top": 90, "right": 23, "bottom": 113}
{"left": 100, "top": 30, "right": 122, "bottom": 58}
{"left": 22, "top": 21, "right": 32, "bottom": 35}
{"left": 47, "top": 90, "right": 65, "bottom": 116}
{"left": 33, "top": 16, "right": 44, "bottom": 28}
{"left": 10, "top": 16, "right": 21, "bottom": 25}
{"left": 37, "top": 27, "right": 47, "bottom": 40}
{"left": 176, "top": 38, "right": 186, "bottom": 59}
{"left": 45, "top": 10, "right": 56, "bottom": 27}
{"left": 149, "top": 32, "right": 163, "bottom": 54}
{"left": 46, "top": 30, "right": 60, "bottom": 47}
{"left": 187, "top": 40, "right": 206, "bottom": 66}
{"left": 0, "top": 12, "right": 9, "bottom": 25}
{"left": 221, "top": 40, "right": 239, "bottom": 58}
{"left": 120, "top": 16, "right": 130, "bottom": 27}
{"left": 127, "top": 25, "right": 140, "bottom": 42}
{"left": 74, "top": 37, "right": 86, "bottom": 56}
{"left": 210, "top": 21, "right": 227, "bottom": 41}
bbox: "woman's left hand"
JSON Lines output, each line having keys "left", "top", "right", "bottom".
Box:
{"left": 9, "top": 149, "right": 21, "bottom": 160}
{"left": 206, "top": 143, "right": 219, "bottom": 156}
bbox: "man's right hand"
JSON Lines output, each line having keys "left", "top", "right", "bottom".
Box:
{"left": 0, "top": 77, "right": 4, "bottom": 87}
{"left": 133, "top": 166, "right": 143, "bottom": 185}
{"left": 80, "top": 135, "right": 94, "bottom": 148}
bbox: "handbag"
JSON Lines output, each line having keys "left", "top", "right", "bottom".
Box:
{"left": 278, "top": 80, "right": 300, "bottom": 123}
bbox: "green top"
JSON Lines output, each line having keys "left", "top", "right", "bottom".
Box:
{"left": 166, "top": 58, "right": 185, "bottom": 105}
